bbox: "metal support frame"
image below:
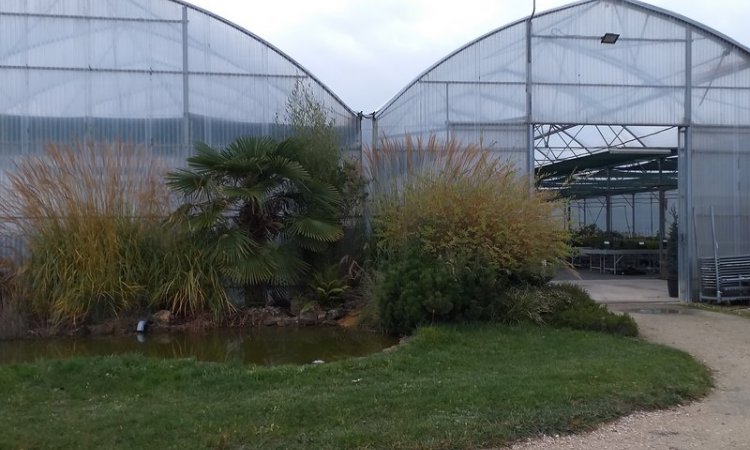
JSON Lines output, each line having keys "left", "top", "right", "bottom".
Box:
{"left": 606, "top": 168, "right": 612, "bottom": 234}
{"left": 181, "top": 6, "right": 190, "bottom": 151}
{"left": 525, "top": 16, "right": 534, "bottom": 183}
{"left": 679, "top": 29, "right": 694, "bottom": 301}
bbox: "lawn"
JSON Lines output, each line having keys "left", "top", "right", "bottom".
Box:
{"left": 0, "top": 325, "right": 711, "bottom": 449}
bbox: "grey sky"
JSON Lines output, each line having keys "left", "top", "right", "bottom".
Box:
{"left": 187, "top": 0, "right": 750, "bottom": 113}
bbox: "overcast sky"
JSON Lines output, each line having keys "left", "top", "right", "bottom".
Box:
{"left": 187, "top": 0, "right": 750, "bottom": 113}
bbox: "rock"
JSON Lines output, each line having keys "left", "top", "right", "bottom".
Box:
{"left": 276, "top": 317, "right": 298, "bottom": 327}
{"left": 326, "top": 308, "right": 344, "bottom": 321}
{"left": 298, "top": 311, "right": 319, "bottom": 326}
{"left": 151, "top": 310, "right": 172, "bottom": 327}
{"left": 88, "top": 322, "right": 116, "bottom": 336}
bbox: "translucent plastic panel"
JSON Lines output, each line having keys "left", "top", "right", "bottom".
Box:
{"left": 450, "top": 124, "right": 528, "bottom": 170}
{"left": 423, "top": 23, "right": 526, "bottom": 83}
{"left": 188, "top": 74, "right": 288, "bottom": 123}
{"left": 691, "top": 88, "right": 750, "bottom": 126}
{"left": 533, "top": 1, "right": 685, "bottom": 42}
{"left": 532, "top": 36, "right": 686, "bottom": 86}
{"left": 691, "top": 126, "right": 750, "bottom": 258}
{"left": 447, "top": 83, "right": 526, "bottom": 124}
{"left": 477, "top": 25, "right": 528, "bottom": 83}
{"left": 0, "top": 68, "right": 30, "bottom": 115}
{"left": 187, "top": 9, "right": 298, "bottom": 77}
{"left": 10, "top": 69, "right": 182, "bottom": 118}
{"left": 532, "top": 84, "right": 683, "bottom": 125}
{"left": 691, "top": 32, "right": 750, "bottom": 89}
{"left": 0, "top": 15, "right": 183, "bottom": 71}
{"left": 89, "top": 72, "right": 184, "bottom": 118}
{"left": 376, "top": 82, "right": 448, "bottom": 140}
{"left": 691, "top": 31, "right": 750, "bottom": 126}
{"left": 0, "top": 0, "right": 182, "bottom": 20}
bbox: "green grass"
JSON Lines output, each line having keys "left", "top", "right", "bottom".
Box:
{"left": 0, "top": 325, "right": 711, "bottom": 450}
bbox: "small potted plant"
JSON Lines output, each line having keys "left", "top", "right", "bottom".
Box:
{"left": 665, "top": 215, "right": 678, "bottom": 298}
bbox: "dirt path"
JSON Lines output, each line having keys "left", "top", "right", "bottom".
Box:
{"left": 508, "top": 297, "right": 750, "bottom": 449}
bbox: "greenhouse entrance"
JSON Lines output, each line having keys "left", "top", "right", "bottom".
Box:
{"left": 534, "top": 124, "right": 679, "bottom": 283}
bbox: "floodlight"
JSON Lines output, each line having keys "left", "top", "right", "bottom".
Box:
{"left": 601, "top": 33, "right": 620, "bottom": 44}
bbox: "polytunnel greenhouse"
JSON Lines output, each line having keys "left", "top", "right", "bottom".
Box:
{"left": 371, "top": 0, "right": 750, "bottom": 301}
{"left": 0, "top": 0, "right": 360, "bottom": 166}
{"left": 1, "top": 0, "right": 749, "bottom": 302}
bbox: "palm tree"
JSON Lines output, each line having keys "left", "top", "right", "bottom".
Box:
{"left": 166, "top": 137, "right": 343, "bottom": 305}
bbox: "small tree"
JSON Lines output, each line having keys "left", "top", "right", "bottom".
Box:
{"left": 167, "top": 137, "right": 343, "bottom": 305}
{"left": 284, "top": 80, "right": 368, "bottom": 284}
{"left": 285, "top": 80, "right": 341, "bottom": 187}
{"left": 666, "top": 215, "right": 678, "bottom": 278}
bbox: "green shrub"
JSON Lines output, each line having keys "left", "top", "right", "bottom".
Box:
{"left": 308, "top": 264, "right": 349, "bottom": 308}
{"left": 365, "top": 136, "right": 570, "bottom": 334}
{"left": 375, "top": 245, "right": 545, "bottom": 334}
{"left": 543, "top": 283, "right": 639, "bottom": 337}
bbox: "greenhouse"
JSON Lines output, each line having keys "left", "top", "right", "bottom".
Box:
{"left": 1, "top": 0, "right": 749, "bottom": 301}
{"left": 0, "top": 0, "right": 360, "bottom": 167}
{"left": 371, "top": 0, "right": 750, "bottom": 301}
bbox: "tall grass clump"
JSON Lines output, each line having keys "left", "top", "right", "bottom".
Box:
{"left": 0, "top": 142, "right": 231, "bottom": 326}
{"left": 0, "top": 258, "right": 26, "bottom": 339}
{"left": 365, "top": 136, "right": 570, "bottom": 333}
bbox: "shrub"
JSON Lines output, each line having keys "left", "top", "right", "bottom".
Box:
{"left": 375, "top": 245, "right": 537, "bottom": 334}
{"left": 308, "top": 264, "right": 349, "bottom": 308}
{"left": 665, "top": 213, "right": 678, "bottom": 277}
{"left": 368, "top": 136, "right": 568, "bottom": 283}
{"left": 543, "top": 283, "right": 639, "bottom": 337}
{"left": 285, "top": 81, "right": 369, "bottom": 272}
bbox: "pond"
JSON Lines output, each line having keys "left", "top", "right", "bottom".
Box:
{"left": 0, "top": 328, "right": 398, "bottom": 366}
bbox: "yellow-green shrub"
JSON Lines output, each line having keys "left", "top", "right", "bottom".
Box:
{"left": 369, "top": 136, "right": 569, "bottom": 281}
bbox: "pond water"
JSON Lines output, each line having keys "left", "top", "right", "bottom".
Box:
{"left": 0, "top": 328, "right": 398, "bottom": 366}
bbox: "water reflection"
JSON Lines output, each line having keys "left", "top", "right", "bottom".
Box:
{"left": 0, "top": 328, "right": 397, "bottom": 366}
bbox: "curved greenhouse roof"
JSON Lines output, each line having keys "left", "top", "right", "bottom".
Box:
{"left": 375, "top": 0, "right": 750, "bottom": 145}
{"left": 0, "top": 0, "right": 360, "bottom": 163}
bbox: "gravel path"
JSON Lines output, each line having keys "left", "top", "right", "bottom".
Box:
{"left": 507, "top": 302, "right": 750, "bottom": 449}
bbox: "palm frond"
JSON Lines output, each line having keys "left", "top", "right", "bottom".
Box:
{"left": 220, "top": 250, "right": 275, "bottom": 285}
{"left": 302, "top": 179, "right": 342, "bottom": 209}
{"left": 225, "top": 136, "right": 278, "bottom": 160}
{"left": 186, "top": 199, "right": 231, "bottom": 232}
{"left": 286, "top": 217, "right": 343, "bottom": 242}
{"left": 165, "top": 169, "right": 214, "bottom": 196}
{"left": 220, "top": 186, "right": 266, "bottom": 204}
{"left": 209, "top": 229, "right": 257, "bottom": 264}
{"left": 267, "top": 243, "right": 309, "bottom": 285}
{"left": 267, "top": 156, "right": 312, "bottom": 184}
{"left": 186, "top": 142, "right": 225, "bottom": 172}
{"left": 291, "top": 234, "right": 331, "bottom": 253}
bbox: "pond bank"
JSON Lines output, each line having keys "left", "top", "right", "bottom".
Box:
{"left": 5, "top": 305, "right": 357, "bottom": 341}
